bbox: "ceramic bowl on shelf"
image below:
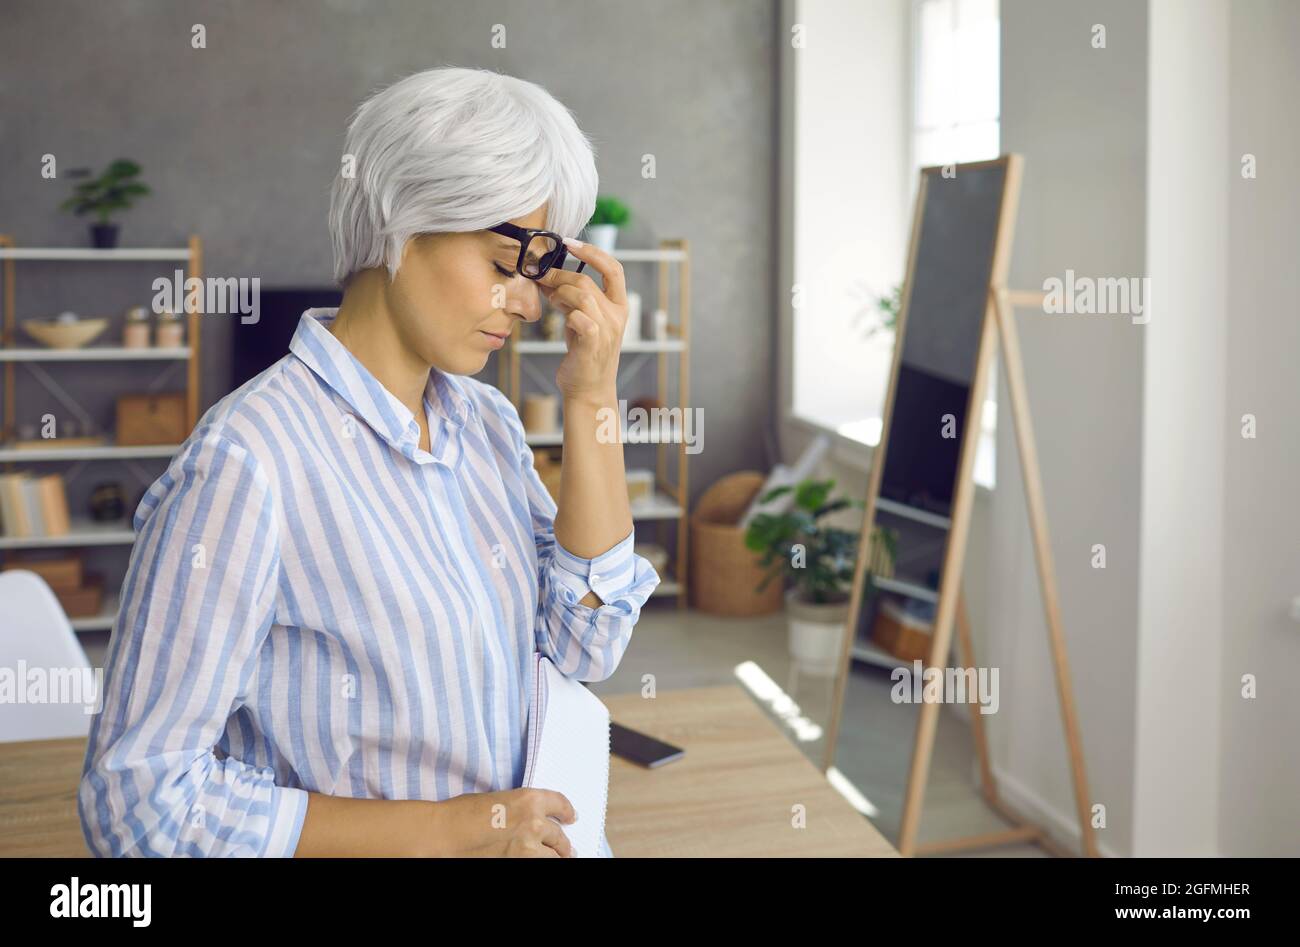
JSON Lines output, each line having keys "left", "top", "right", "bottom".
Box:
{"left": 22, "top": 316, "right": 109, "bottom": 349}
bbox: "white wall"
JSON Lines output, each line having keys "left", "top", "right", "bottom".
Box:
{"left": 1218, "top": 0, "right": 1300, "bottom": 857}
{"left": 1134, "top": 0, "right": 1229, "bottom": 857}
{"left": 997, "top": 0, "right": 1299, "bottom": 858}
{"left": 992, "top": 0, "right": 1148, "bottom": 855}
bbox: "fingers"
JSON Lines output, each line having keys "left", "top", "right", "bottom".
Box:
{"left": 538, "top": 817, "right": 575, "bottom": 858}
{"left": 543, "top": 282, "right": 624, "bottom": 339}
{"left": 560, "top": 237, "right": 627, "bottom": 304}
{"left": 566, "top": 307, "right": 601, "bottom": 342}
{"left": 527, "top": 790, "right": 575, "bottom": 857}
{"left": 535, "top": 788, "right": 577, "bottom": 824}
{"left": 537, "top": 266, "right": 602, "bottom": 301}
{"left": 490, "top": 790, "right": 579, "bottom": 857}
{"left": 539, "top": 251, "right": 626, "bottom": 307}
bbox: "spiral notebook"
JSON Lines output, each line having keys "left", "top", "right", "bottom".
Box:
{"left": 522, "top": 651, "right": 611, "bottom": 858}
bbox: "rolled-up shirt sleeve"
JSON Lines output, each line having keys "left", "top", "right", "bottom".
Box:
{"left": 509, "top": 423, "right": 661, "bottom": 683}
{"left": 78, "top": 431, "right": 309, "bottom": 858}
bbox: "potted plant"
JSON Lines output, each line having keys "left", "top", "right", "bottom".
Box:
{"left": 852, "top": 281, "right": 903, "bottom": 342}
{"left": 584, "top": 195, "right": 630, "bottom": 253}
{"left": 58, "top": 159, "right": 151, "bottom": 248}
{"left": 744, "top": 478, "right": 865, "bottom": 676}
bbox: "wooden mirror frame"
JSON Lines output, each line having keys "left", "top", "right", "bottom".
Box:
{"left": 820, "top": 154, "right": 1025, "bottom": 853}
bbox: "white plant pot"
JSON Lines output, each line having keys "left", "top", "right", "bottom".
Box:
{"left": 584, "top": 224, "right": 619, "bottom": 253}
{"left": 785, "top": 588, "right": 849, "bottom": 677}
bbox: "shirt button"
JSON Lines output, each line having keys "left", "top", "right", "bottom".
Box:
{"left": 590, "top": 573, "right": 600, "bottom": 584}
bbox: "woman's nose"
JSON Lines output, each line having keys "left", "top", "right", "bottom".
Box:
{"left": 513, "top": 281, "right": 543, "bottom": 323}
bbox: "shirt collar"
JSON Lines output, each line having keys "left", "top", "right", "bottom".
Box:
{"left": 288, "top": 308, "right": 475, "bottom": 453}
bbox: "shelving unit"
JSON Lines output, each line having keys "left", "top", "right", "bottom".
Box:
{"left": 0, "top": 519, "right": 138, "bottom": 551}
{"left": 850, "top": 638, "right": 923, "bottom": 671}
{"left": 0, "top": 345, "right": 191, "bottom": 362}
{"left": 0, "top": 235, "right": 204, "bottom": 633}
{"left": 500, "top": 239, "right": 691, "bottom": 608}
{"left": 0, "top": 444, "right": 180, "bottom": 463}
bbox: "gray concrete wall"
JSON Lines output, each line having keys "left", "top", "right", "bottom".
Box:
{"left": 1, "top": 0, "right": 779, "bottom": 595}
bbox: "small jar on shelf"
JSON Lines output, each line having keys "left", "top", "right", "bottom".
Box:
{"left": 542, "top": 309, "right": 565, "bottom": 342}
{"left": 155, "top": 309, "right": 184, "bottom": 348}
{"left": 123, "top": 306, "right": 151, "bottom": 349}
{"left": 652, "top": 308, "right": 670, "bottom": 341}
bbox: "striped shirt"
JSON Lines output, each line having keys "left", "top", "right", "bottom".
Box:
{"left": 78, "top": 307, "right": 660, "bottom": 857}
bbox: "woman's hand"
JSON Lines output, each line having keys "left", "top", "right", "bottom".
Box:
{"left": 424, "top": 788, "right": 578, "bottom": 857}
{"left": 536, "top": 238, "right": 627, "bottom": 405}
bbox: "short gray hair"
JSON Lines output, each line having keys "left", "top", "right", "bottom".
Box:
{"left": 329, "top": 66, "right": 599, "bottom": 286}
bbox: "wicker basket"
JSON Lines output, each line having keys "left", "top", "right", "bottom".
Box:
{"left": 689, "top": 471, "right": 785, "bottom": 617}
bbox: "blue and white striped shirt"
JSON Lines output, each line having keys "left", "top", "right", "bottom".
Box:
{"left": 79, "top": 307, "right": 660, "bottom": 857}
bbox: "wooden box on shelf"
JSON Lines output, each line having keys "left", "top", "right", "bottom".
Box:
{"left": 116, "top": 392, "right": 187, "bottom": 446}
{"left": 1, "top": 551, "right": 83, "bottom": 591}
{"left": 871, "top": 597, "right": 934, "bottom": 663}
{"left": 1, "top": 552, "right": 102, "bottom": 618}
{"left": 54, "top": 575, "right": 104, "bottom": 619}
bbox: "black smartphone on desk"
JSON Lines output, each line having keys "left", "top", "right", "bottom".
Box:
{"left": 610, "top": 722, "right": 684, "bottom": 768}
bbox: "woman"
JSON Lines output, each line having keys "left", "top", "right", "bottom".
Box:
{"left": 79, "top": 66, "right": 660, "bottom": 857}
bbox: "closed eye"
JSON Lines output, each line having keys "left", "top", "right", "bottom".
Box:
{"left": 493, "top": 262, "right": 517, "bottom": 279}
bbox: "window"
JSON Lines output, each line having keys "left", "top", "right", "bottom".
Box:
{"left": 787, "top": 0, "right": 1000, "bottom": 486}
{"left": 912, "top": 0, "right": 1001, "bottom": 178}
{"left": 789, "top": 0, "right": 911, "bottom": 447}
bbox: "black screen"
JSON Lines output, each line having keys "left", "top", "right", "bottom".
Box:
{"left": 878, "top": 363, "right": 970, "bottom": 516}
{"left": 231, "top": 287, "right": 341, "bottom": 391}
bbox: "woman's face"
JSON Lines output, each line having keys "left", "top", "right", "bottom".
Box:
{"left": 385, "top": 203, "right": 549, "bottom": 375}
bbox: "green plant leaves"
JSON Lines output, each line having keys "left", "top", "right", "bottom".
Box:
{"left": 793, "top": 479, "right": 833, "bottom": 512}
{"left": 741, "top": 476, "right": 865, "bottom": 603}
{"left": 755, "top": 483, "right": 792, "bottom": 505}
{"left": 58, "top": 158, "right": 149, "bottom": 225}
{"left": 589, "top": 195, "right": 630, "bottom": 227}
{"left": 106, "top": 159, "right": 142, "bottom": 178}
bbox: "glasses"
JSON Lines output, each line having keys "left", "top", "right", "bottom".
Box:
{"left": 487, "top": 223, "right": 586, "bottom": 280}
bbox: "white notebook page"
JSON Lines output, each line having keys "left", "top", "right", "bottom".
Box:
{"left": 522, "top": 653, "right": 610, "bottom": 858}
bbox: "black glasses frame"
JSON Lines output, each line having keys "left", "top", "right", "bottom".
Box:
{"left": 488, "top": 222, "right": 586, "bottom": 279}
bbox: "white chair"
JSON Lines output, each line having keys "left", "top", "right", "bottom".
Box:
{"left": 0, "top": 569, "right": 96, "bottom": 742}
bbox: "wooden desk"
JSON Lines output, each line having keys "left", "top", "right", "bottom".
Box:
{"left": 604, "top": 685, "right": 896, "bottom": 856}
{"left": 0, "top": 735, "right": 88, "bottom": 857}
{"left": 0, "top": 685, "right": 897, "bottom": 858}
